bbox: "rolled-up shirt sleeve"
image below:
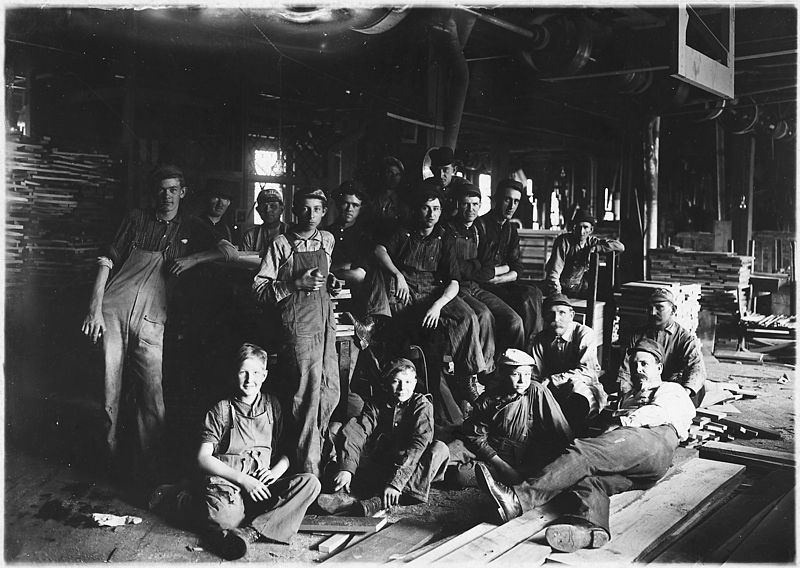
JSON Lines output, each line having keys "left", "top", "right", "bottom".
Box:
{"left": 544, "top": 235, "right": 568, "bottom": 295}
{"left": 215, "top": 239, "right": 238, "bottom": 262}
{"left": 252, "top": 236, "right": 293, "bottom": 305}
{"left": 620, "top": 383, "right": 696, "bottom": 440}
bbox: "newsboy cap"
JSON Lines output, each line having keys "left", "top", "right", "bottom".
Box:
{"left": 649, "top": 288, "right": 677, "bottom": 306}
{"left": 572, "top": 210, "right": 596, "bottom": 226}
{"left": 497, "top": 348, "right": 536, "bottom": 367}
{"left": 628, "top": 337, "right": 664, "bottom": 363}
{"left": 293, "top": 187, "right": 328, "bottom": 207}
{"left": 543, "top": 293, "right": 572, "bottom": 311}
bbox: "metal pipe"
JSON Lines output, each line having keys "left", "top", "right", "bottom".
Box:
{"left": 456, "top": 6, "right": 537, "bottom": 39}
{"left": 386, "top": 112, "right": 444, "bottom": 131}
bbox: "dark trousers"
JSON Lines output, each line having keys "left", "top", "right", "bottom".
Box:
{"left": 461, "top": 285, "right": 525, "bottom": 354}
{"left": 512, "top": 425, "right": 678, "bottom": 534}
{"left": 202, "top": 473, "right": 321, "bottom": 544}
{"left": 482, "top": 282, "right": 544, "bottom": 343}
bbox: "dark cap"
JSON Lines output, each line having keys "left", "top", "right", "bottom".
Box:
{"left": 381, "top": 357, "right": 417, "bottom": 381}
{"left": 649, "top": 287, "right": 676, "bottom": 305}
{"left": 495, "top": 179, "right": 523, "bottom": 195}
{"left": 453, "top": 182, "right": 481, "bottom": 200}
{"left": 381, "top": 156, "right": 405, "bottom": 173}
{"left": 573, "top": 210, "right": 597, "bottom": 226}
{"left": 429, "top": 146, "right": 455, "bottom": 169}
{"left": 257, "top": 188, "right": 284, "bottom": 205}
{"left": 497, "top": 348, "right": 536, "bottom": 367}
{"left": 543, "top": 293, "right": 572, "bottom": 311}
{"left": 204, "top": 178, "right": 238, "bottom": 200}
{"left": 293, "top": 187, "right": 328, "bottom": 207}
{"left": 628, "top": 337, "right": 664, "bottom": 363}
{"left": 152, "top": 164, "right": 185, "bottom": 185}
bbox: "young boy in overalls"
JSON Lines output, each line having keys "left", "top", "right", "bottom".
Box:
{"left": 252, "top": 187, "right": 340, "bottom": 478}
{"left": 315, "top": 358, "right": 449, "bottom": 516}
{"left": 196, "top": 343, "right": 321, "bottom": 559}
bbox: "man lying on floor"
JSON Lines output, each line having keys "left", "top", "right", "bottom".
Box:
{"left": 149, "top": 343, "right": 320, "bottom": 560}
{"left": 475, "top": 337, "right": 695, "bottom": 553}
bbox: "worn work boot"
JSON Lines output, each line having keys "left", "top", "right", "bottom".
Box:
{"left": 348, "top": 313, "right": 376, "bottom": 350}
{"left": 545, "top": 518, "right": 610, "bottom": 553}
{"left": 207, "top": 526, "right": 261, "bottom": 560}
{"left": 315, "top": 490, "right": 359, "bottom": 515}
{"left": 474, "top": 462, "right": 522, "bottom": 524}
{"left": 355, "top": 496, "right": 385, "bottom": 517}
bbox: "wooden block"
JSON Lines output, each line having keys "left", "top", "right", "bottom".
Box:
{"left": 706, "top": 423, "right": 727, "bottom": 434}
{"left": 653, "top": 469, "right": 794, "bottom": 563}
{"left": 300, "top": 515, "right": 388, "bottom": 533}
{"left": 403, "top": 523, "right": 494, "bottom": 565}
{"left": 548, "top": 458, "right": 746, "bottom": 565}
{"left": 696, "top": 408, "right": 727, "bottom": 421}
{"left": 723, "top": 487, "right": 795, "bottom": 563}
{"left": 719, "top": 417, "right": 781, "bottom": 440}
{"left": 692, "top": 416, "right": 711, "bottom": 426}
{"left": 714, "top": 349, "right": 765, "bottom": 363}
{"left": 318, "top": 533, "right": 352, "bottom": 554}
{"left": 437, "top": 503, "right": 561, "bottom": 563}
{"left": 325, "top": 519, "right": 438, "bottom": 563}
{"left": 699, "top": 441, "right": 794, "bottom": 470}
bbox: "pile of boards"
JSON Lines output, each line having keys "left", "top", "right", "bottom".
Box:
{"left": 6, "top": 134, "right": 120, "bottom": 294}
{"left": 615, "top": 280, "right": 702, "bottom": 335}
{"left": 301, "top": 452, "right": 793, "bottom": 565}
{"left": 648, "top": 248, "right": 753, "bottom": 316}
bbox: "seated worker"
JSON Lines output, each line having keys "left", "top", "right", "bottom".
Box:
{"left": 252, "top": 187, "right": 340, "bottom": 478}
{"left": 446, "top": 182, "right": 525, "bottom": 355}
{"left": 196, "top": 343, "right": 320, "bottom": 560}
{"left": 198, "top": 177, "right": 236, "bottom": 241}
{"left": 364, "top": 155, "right": 405, "bottom": 242}
{"left": 446, "top": 348, "right": 573, "bottom": 488}
{"left": 81, "top": 164, "right": 237, "bottom": 487}
{"left": 367, "top": 182, "right": 489, "bottom": 421}
{"left": 543, "top": 210, "right": 625, "bottom": 298}
{"left": 428, "top": 146, "right": 466, "bottom": 219}
{"left": 616, "top": 288, "right": 707, "bottom": 406}
{"left": 530, "top": 293, "right": 607, "bottom": 433}
{"left": 315, "top": 358, "right": 449, "bottom": 516}
{"left": 239, "top": 188, "right": 288, "bottom": 260}
{"left": 326, "top": 180, "right": 373, "bottom": 292}
{"left": 475, "top": 179, "right": 544, "bottom": 344}
{"left": 475, "top": 338, "right": 695, "bottom": 553}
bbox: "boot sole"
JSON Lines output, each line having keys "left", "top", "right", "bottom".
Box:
{"left": 545, "top": 523, "right": 609, "bottom": 553}
{"left": 474, "top": 464, "right": 509, "bottom": 524}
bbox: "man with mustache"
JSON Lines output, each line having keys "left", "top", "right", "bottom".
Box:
{"left": 81, "top": 164, "right": 237, "bottom": 491}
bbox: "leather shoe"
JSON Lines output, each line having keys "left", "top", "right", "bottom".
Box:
{"left": 545, "top": 517, "right": 610, "bottom": 553}
{"left": 350, "top": 313, "right": 376, "bottom": 349}
{"left": 315, "top": 490, "right": 359, "bottom": 515}
{"left": 207, "top": 526, "right": 261, "bottom": 560}
{"left": 356, "top": 496, "right": 385, "bottom": 517}
{"left": 475, "top": 462, "right": 522, "bottom": 524}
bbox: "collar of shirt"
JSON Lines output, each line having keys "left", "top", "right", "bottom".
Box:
{"left": 288, "top": 228, "right": 322, "bottom": 244}
{"left": 150, "top": 208, "right": 184, "bottom": 225}
{"left": 407, "top": 224, "right": 444, "bottom": 241}
{"left": 649, "top": 321, "right": 677, "bottom": 336}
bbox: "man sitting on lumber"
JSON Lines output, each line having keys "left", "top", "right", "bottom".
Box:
{"left": 475, "top": 338, "right": 695, "bottom": 553}
{"left": 530, "top": 293, "right": 607, "bottom": 434}
{"left": 445, "top": 348, "right": 573, "bottom": 487}
{"left": 316, "top": 358, "right": 449, "bottom": 516}
{"left": 616, "top": 287, "right": 707, "bottom": 406}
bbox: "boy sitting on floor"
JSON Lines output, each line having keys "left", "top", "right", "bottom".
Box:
{"left": 193, "top": 343, "right": 320, "bottom": 559}
{"left": 316, "top": 358, "right": 449, "bottom": 516}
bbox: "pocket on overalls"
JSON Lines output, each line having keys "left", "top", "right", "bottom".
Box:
{"left": 139, "top": 315, "right": 165, "bottom": 347}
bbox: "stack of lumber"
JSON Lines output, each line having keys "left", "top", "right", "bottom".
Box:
{"left": 6, "top": 135, "right": 119, "bottom": 291}
{"left": 330, "top": 288, "right": 355, "bottom": 337}
{"left": 740, "top": 313, "right": 796, "bottom": 339}
{"left": 649, "top": 248, "right": 753, "bottom": 316}
{"left": 614, "top": 280, "right": 701, "bottom": 335}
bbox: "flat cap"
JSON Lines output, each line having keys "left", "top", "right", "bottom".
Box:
{"left": 628, "top": 337, "right": 664, "bottom": 363}
{"left": 495, "top": 179, "right": 523, "bottom": 194}
{"left": 573, "top": 210, "right": 597, "bottom": 226}
{"left": 497, "top": 348, "right": 536, "bottom": 367}
{"left": 381, "top": 357, "right": 417, "bottom": 381}
{"left": 543, "top": 293, "right": 572, "bottom": 311}
{"left": 293, "top": 187, "right": 328, "bottom": 206}
{"left": 453, "top": 182, "right": 481, "bottom": 200}
{"left": 649, "top": 287, "right": 676, "bottom": 305}
{"left": 258, "top": 188, "right": 284, "bottom": 204}
{"left": 429, "top": 146, "right": 455, "bottom": 169}
{"left": 152, "top": 164, "right": 184, "bottom": 183}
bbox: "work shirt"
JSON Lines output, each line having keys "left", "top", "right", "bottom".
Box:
{"left": 199, "top": 392, "right": 287, "bottom": 469}
{"left": 240, "top": 222, "right": 288, "bottom": 257}
{"left": 616, "top": 382, "right": 696, "bottom": 441}
{"left": 530, "top": 322, "right": 607, "bottom": 414}
{"left": 617, "top": 321, "right": 707, "bottom": 395}
{"left": 104, "top": 208, "right": 237, "bottom": 268}
{"left": 462, "top": 382, "right": 573, "bottom": 467}
{"left": 474, "top": 210, "right": 524, "bottom": 279}
{"left": 544, "top": 233, "right": 625, "bottom": 296}
{"left": 252, "top": 228, "right": 335, "bottom": 305}
{"left": 383, "top": 224, "right": 460, "bottom": 297}
{"left": 339, "top": 392, "right": 434, "bottom": 492}
{"left": 444, "top": 220, "right": 486, "bottom": 288}
{"left": 199, "top": 215, "right": 233, "bottom": 243}
{"left": 326, "top": 220, "right": 373, "bottom": 272}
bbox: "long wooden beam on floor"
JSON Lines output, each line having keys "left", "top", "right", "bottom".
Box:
{"left": 699, "top": 440, "right": 795, "bottom": 470}
{"left": 324, "top": 519, "right": 439, "bottom": 563}
{"left": 299, "top": 515, "right": 388, "bottom": 533}
{"left": 722, "top": 487, "right": 796, "bottom": 564}
{"left": 402, "top": 522, "right": 494, "bottom": 565}
{"left": 547, "top": 458, "right": 746, "bottom": 565}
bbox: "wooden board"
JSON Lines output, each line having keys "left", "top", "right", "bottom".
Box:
{"left": 719, "top": 417, "right": 781, "bottom": 439}
{"left": 723, "top": 488, "right": 796, "bottom": 564}
{"left": 547, "top": 458, "right": 746, "bottom": 565}
{"left": 403, "top": 522, "right": 494, "bottom": 565}
{"left": 652, "top": 469, "right": 794, "bottom": 563}
{"left": 699, "top": 441, "right": 795, "bottom": 469}
{"left": 435, "top": 504, "right": 560, "bottom": 563}
{"left": 318, "top": 533, "right": 351, "bottom": 554}
{"left": 299, "top": 515, "right": 388, "bottom": 533}
{"left": 325, "top": 519, "right": 438, "bottom": 563}
{"left": 490, "top": 535, "right": 551, "bottom": 566}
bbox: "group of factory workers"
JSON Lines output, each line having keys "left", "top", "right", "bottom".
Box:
{"left": 80, "top": 148, "right": 706, "bottom": 560}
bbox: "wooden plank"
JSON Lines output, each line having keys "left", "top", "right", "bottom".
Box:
{"left": 403, "top": 522, "right": 494, "bottom": 565}
{"left": 436, "top": 503, "right": 560, "bottom": 563}
{"left": 723, "top": 488, "right": 796, "bottom": 564}
{"left": 548, "top": 458, "right": 746, "bottom": 565}
{"left": 299, "top": 515, "right": 388, "bottom": 534}
{"left": 696, "top": 407, "right": 727, "bottom": 421}
{"left": 318, "top": 533, "right": 351, "bottom": 554}
{"left": 719, "top": 417, "right": 781, "bottom": 439}
{"left": 490, "top": 536, "right": 551, "bottom": 566}
{"left": 653, "top": 469, "right": 794, "bottom": 563}
{"left": 325, "top": 519, "right": 438, "bottom": 563}
{"left": 699, "top": 441, "right": 794, "bottom": 469}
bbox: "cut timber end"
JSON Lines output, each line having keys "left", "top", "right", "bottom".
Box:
{"left": 300, "top": 515, "right": 388, "bottom": 533}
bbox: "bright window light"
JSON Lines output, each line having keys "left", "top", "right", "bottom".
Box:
{"left": 478, "top": 173, "right": 492, "bottom": 216}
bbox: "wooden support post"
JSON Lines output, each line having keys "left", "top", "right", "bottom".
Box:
{"left": 644, "top": 115, "right": 660, "bottom": 250}
{"left": 715, "top": 121, "right": 725, "bottom": 221}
